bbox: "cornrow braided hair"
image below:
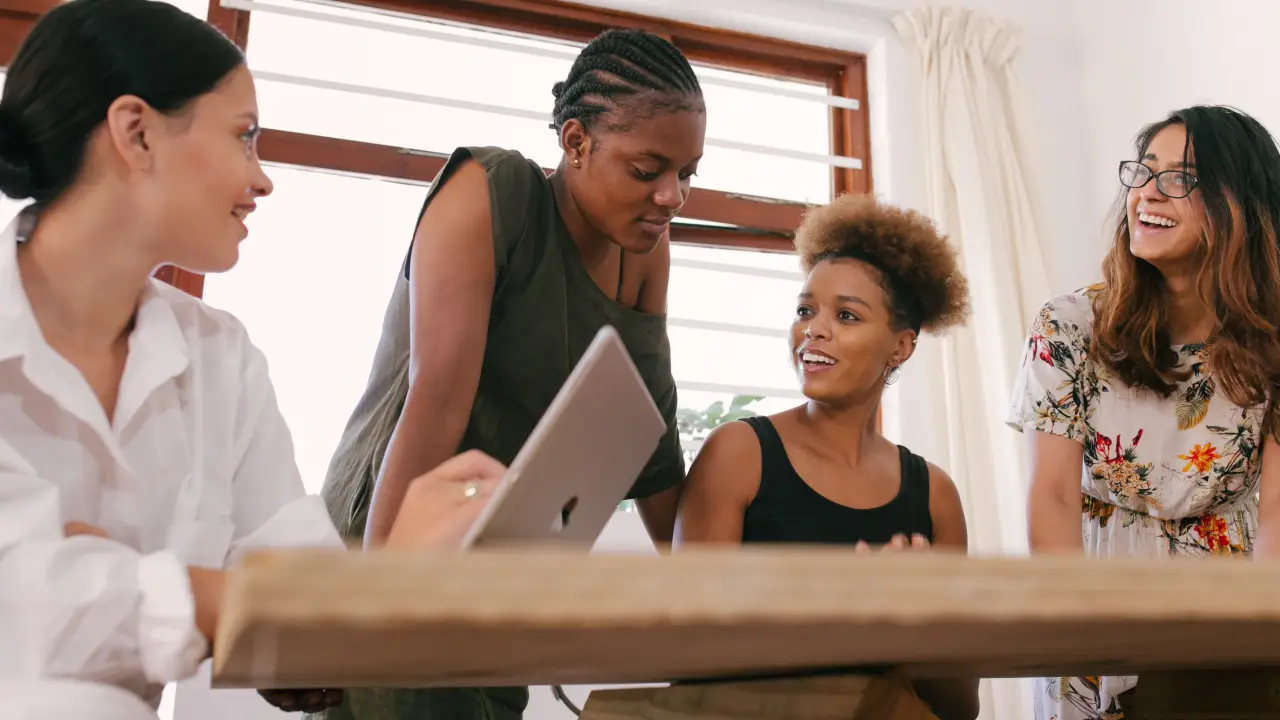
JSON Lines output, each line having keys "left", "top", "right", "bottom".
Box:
{"left": 550, "top": 28, "right": 703, "bottom": 134}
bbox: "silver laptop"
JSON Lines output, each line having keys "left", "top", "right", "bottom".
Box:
{"left": 458, "top": 325, "right": 667, "bottom": 549}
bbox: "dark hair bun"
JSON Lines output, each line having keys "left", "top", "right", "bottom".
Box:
{"left": 0, "top": 108, "right": 34, "bottom": 200}
{"left": 0, "top": 0, "right": 244, "bottom": 205}
{"left": 551, "top": 81, "right": 565, "bottom": 99}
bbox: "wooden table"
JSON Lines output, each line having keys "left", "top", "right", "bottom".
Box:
{"left": 212, "top": 548, "right": 1280, "bottom": 718}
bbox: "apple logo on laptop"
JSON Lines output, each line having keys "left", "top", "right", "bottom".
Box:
{"left": 551, "top": 496, "right": 579, "bottom": 533}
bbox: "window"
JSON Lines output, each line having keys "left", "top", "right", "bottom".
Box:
{"left": 201, "top": 167, "right": 426, "bottom": 491}
{"left": 190, "top": 0, "right": 870, "bottom": 494}
{"left": 667, "top": 243, "right": 805, "bottom": 465}
{"left": 223, "top": 0, "right": 868, "bottom": 248}
{"left": 0, "top": 2, "right": 871, "bottom": 484}
{"left": 241, "top": 0, "right": 839, "bottom": 205}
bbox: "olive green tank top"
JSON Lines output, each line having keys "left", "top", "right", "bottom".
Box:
{"left": 314, "top": 146, "right": 685, "bottom": 720}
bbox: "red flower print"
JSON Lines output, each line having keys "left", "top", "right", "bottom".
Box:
{"left": 1178, "top": 443, "right": 1221, "bottom": 474}
{"left": 1032, "top": 335, "right": 1052, "bottom": 365}
{"left": 1096, "top": 430, "right": 1143, "bottom": 464}
{"left": 1194, "top": 516, "right": 1231, "bottom": 554}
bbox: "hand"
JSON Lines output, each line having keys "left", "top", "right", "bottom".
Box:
{"left": 385, "top": 450, "right": 506, "bottom": 551}
{"left": 258, "top": 688, "right": 343, "bottom": 713}
{"left": 64, "top": 521, "right": 110, "bottom": 539}
{"left": 854, "top": 533, "right": 931, "bottom": 553}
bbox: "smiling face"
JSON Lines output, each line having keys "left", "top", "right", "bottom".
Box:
{"left": 561, "top": 105, "right": 705, "bottom": 254}
{"left": 1125, "top": 123, "right": 1205, "bottom": 272}
{"left": 789, "top": 257, "right": 917, "bottom": 407}
{"left": 122, "top": 64, "right": 272, "bottom": 273}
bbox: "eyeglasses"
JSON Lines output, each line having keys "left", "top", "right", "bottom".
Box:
{"left": 1119, "top": 160, "right": 1198, "bottom": 199}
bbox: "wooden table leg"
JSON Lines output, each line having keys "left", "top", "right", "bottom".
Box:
{"left": 579, "top": 675, "right": 939, "bottom": 720}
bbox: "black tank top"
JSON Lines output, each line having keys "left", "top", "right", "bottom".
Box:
{"left": 739, "top": 416, "right": 934, "bottom": 545}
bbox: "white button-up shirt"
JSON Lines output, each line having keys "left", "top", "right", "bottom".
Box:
{"left": 0, "top": 208, "right": 342, "bottom": 717}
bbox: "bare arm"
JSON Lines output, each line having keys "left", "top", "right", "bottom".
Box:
{"left": 673, "top": 421, "right": 761, "bottom": 547}
{"left": 364, "top": 160, "right": 497, "bottom": 547}
{"left": 632, "top": 235, "right": 684, "bottom": 546}
{"left": 910, "top": 464, "right": 979, "bottom": 720}
{"left": 1025, "top": 431, "right": 1085, "bottom": 553}
{"left": 188, "top": 566, "right": 224, "bottom": 647}
{"left": 637, "top": 484, "right": 681, "bottom": 550}
{"left": 2, "top": 448, "right": 214, "bottom": 685}
{"left": 1254, "top": 433, "right": 1280, "bottom": 558}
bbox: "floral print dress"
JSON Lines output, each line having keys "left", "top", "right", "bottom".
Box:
{"left": 1006, "top": 287, "right": 1263, "bottom": 720}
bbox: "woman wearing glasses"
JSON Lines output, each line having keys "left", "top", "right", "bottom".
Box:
{"left": 1008, "top": 105, "right": 1280, "bottom": 719}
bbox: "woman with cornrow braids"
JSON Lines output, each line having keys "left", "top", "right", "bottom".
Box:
{"left": 313, "top": 28, "right": 706, "bottom": 720}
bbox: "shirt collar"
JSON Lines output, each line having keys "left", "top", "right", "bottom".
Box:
{"left": 0, "top": 205, "right": 192, "bottom": 436}
{"left": 0, "top": 206, "right": 40, "bottom": 364}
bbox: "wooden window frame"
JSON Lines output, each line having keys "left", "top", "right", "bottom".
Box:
{"left": 0, "top": 0, "right": 879, "bottom": 427}
{"left": 0, "top": 0, "right": 871, "bottom": 297}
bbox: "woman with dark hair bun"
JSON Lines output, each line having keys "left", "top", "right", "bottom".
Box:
{"left": 0, "top": 0, "right": 509, "bottom": 717}
{"left": 1012, "top": 105, "right": 1280, "bottom": 719}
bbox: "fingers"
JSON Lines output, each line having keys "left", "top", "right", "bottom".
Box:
{"left": 426, "top": 450, "right": 505, "bottom": 505}
{"left": 63, "top": 521, "right": 110, "bottom": 539}
{"left": 385, "top": 451, "right": 509, "bottom": 551}
{"left": 855, "top": 534, "right": 932, "bottom": 553}
{"left": 435, "top": 449, "right": 507, "bottom": 484}
{"left": 258, "top": 688, "right": 343, "bottom": 713}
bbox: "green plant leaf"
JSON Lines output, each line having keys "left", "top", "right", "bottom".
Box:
{"left": 676, "top": 407, "right": 702, "bottom": 433}
{"left": 703, "top": 401, "right": 726, "bottom": 426}
{"left": 717, "top": 409, "right": 758, "bottom": 426}
{"left": 729, "top": 394, "right": 764, "bottom": 412}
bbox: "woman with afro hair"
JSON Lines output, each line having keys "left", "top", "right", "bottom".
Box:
{"left": 674, "top": 194, "right": 979, "bottom": 720}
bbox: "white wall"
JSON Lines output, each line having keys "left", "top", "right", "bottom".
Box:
{"left": 1071, "top": 0, "right": 1280, "bottom": 228}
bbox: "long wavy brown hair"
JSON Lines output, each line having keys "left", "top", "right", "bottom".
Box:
{"left": 1092, "top": 106, "right": 1280, "bottom": 439}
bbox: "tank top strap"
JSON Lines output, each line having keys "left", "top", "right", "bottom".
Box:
{"left": 895, "top": 445, "right": 934, "bottom": 540}
{"left": 739, "top": 416, "right": 793, "bottom": 488}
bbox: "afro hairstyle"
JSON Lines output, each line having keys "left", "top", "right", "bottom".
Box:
{"left": 793, "top": 193, "right": 971, "bottom": 334}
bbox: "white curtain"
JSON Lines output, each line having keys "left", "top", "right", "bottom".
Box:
{"left": 891, "top": 7, "right": 1050, "bottom": 720}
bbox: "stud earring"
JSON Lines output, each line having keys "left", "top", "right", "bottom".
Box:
{"left": 572, "top": 158, "right": 581, "bottom": 168}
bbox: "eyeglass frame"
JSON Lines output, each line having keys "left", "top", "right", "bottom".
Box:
{"left": 1118, "top": 160, "right": 1198, "bottom": 199}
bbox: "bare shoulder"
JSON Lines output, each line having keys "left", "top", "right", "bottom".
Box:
{"left": 685, "top": 419, "right": 763, "bottom": 500}
{"left": 697, "top": 419, "right": 762, "bottom": 472}
{"left": 925, "top": 461, "right": 961, "bottom": 501}
{"left": 925, "top": 460, "right": 969, "bottom": 550}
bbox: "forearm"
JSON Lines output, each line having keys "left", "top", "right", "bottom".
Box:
{"left": 188, "top": 566, "right": 225, "bottom": 650}
{"left": 1255, "top": 437, "right": 1280, "bottom": 559}
{"left": 1, "top": 539, "right": 211, "bottom": 684}
{"left": 1254, "top": 501, "right": 1280, "bottom": 558}
{"left": 636, "top": 481, "right": 682, "bottom": 550}
{"left": 1027, "top": 489, "right": 1084, "bottom": 553}
{"left": 363, "top": 391, "right": 471, "bottom": 547}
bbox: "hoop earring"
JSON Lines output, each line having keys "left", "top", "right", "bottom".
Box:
{"left": 884, "top": 365, "right": 901, "bottom": 386}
